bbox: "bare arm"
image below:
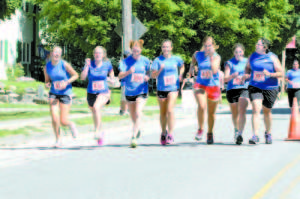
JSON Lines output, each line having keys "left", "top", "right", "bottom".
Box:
{"left": 43, "top": 67, "right": 51, "bottom": 89}
{"left": 151, "top": 69, "right": 162, "bottom": 78}
{"left": 224, "top": 65, "right": 231, "bottom": 82}
{"left": 80, "top": 58, "right": 91, "bottom": 80}
{"left": 263, "top": 55, "right": 283, "bottom": 78}
{"left": 151, "top": 63, "right": 164, "bottom": 79}
{"left": 119, "top": 70, "right": 131, "bottom": 79}
{"left": 80, "top": 66, "right": 89, "bottom": 80}
{"left": 181, "top": 79, "right": 186, "bottom": 90}
{"left": 271, "top": 55, "right": 283, "bottom": 78}
{"left": 107, "top": 69, "right": 115, "bottom": 83}
{"left": 211, "top": 54, "right": 221, "bottom": 74}
{"left": 285, "top": 73, "right": 292, "bottom": 83}
{"left": 189, "top": 52, "right": 197, "bottom": 75}
{"left": 44, "top": 67, "right": 50, "bottom": 84}
{"left": 179, "top": 64, "right": 185, "bottom": 81}
{"left": 245, "top": 60, "right": 251, "bottom": 75}
{"left": 242, "top": 60, "right": 251, "bottom": 82}
{"left": 224, "top": 64, "right": 239, "bottom": 82}
{"left": 64, "top": 61, "right": 79, "bottom": 84}
{"left": 152, "top": 61, "right": 165, "bottom": 79}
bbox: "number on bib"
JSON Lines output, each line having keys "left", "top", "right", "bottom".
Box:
{"left": 164, "top": 75, "right": 176, "bottom": 86}
{"left": 253, "top": 71, "right": 265, "bottom": 82}
{"left": 201, "top": 70, "right": 212, "bottom": 79}
{"left": 131, "top": 74, "right": 144, "bottom": 83}
{"left": 54, "top": 81, "right": 65, "bottom": 90}
{"left": 233, "top": 76, "right": 242, "bottom": 85}
{"left": 92, "top": 81, "right": 105, "bottom": 91}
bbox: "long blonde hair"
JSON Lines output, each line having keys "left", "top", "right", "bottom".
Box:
{"left": 232, "top": 43, "right": 245, "bottom": 52}
{"left": 93, "top": 46, "right": 109, "bottom": 61}
{"left": 129, "top": 40, "right": 144, "bottom": 49}
{"left": 51, "top": 46, "right": 63, "bottom": 53}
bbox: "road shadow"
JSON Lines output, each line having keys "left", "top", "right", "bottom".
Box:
{"left": 217, "top": 107, "right": 291, "bottom": 115}
{"left": 0, "top": 141, "right": 261, "bottom": 150}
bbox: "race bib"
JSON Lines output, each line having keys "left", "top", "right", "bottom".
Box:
{"left": 293, "top": 82, "right": 300, "bottom": 88}
{"left": 54, "top": 81, "right": 65, "bottom": 90}
{"left": 131, "top": 73, "right": 144, "bottom": 83}
{"left": 92, "top": 81, "right": 105, "bottom": 91}
{"left": 253, "top": 71, "right": 265, "bottom": 82}
{"left": 233, "top": 76, "right": 242, "bottom": 85}
{"left": 201, "top": 70, "right": 212, "bottom": 79}
{"left": 164, "top": 75, "right": 176, "bottom": 86}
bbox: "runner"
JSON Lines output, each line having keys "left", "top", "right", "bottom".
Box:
{"left": 224, "top": 43, "right": 249, "bottom": 145}
{"left": 286, "top": 59, "right": 300, "bottom": 108}
{"left": 190, "top": 36, "right": 221, "bottom": 144}
{"left": 119, "top": 50, "right": 131, "bottom": 116}
{"left": 118, "top": 40, "right": 151, "bottom": 148}
{"left": 181, "top": 73, "right": 194, "bottom": 91}
{"left": 44, "top": 46, "right": 79, "bottom": 148}
{"left": 152, "top": 39, "right": 185, "bottom": 145}
{"left": 243, "top": 38, "right": 283, "bottom": 144}
{"left": 80, "top": 46, "right": 115, "bottom": 145}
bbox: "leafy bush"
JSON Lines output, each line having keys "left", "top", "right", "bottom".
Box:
{"left": 6, "top": 63, "right": 25, "bottom": 80}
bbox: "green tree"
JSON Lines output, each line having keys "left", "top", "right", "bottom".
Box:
{"left": 0, "top": 0, "right": 22, "bottom": 20}
{"left": 35, "top": 0, "right": 122, "bottom": 57}
{"left": 34, "top": 0, "right": 300, "bottom": 70}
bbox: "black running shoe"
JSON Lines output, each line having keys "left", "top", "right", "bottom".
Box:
{"left": 235, "top": 134, "right": 243, "bottom": 145}
{"left": 265, "top": 132, "right": 272, "bottom": 144}
{"left": 249, "top": 135, "right": 259, "bottom": 144}
{"left": 207, "top": 133, "right": 214, "bottom": 145}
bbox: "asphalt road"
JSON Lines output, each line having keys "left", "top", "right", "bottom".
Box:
{"left": 0, "top": 103, "right": 299, "bottom": 199}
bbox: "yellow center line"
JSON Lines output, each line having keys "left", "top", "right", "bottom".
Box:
{"left": 279, "top": 175, "right": 300, "bottom": 199}
{"left": 252, "top": 155, "right": 300, "bottom": 199}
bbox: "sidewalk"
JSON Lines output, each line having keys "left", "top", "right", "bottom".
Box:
{"left": 0, "top": 104, "right": 229, "bottom": 130}
{"left": 0, "top": 109, "right": 186, "bottom": 147}
{"left": 0, "top": 106, "right": 160, "bottom": 130}
{"left": 0, "top": 106, "right": 161, "bottom": 113}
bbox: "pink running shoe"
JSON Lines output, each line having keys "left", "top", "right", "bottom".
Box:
{"left": 97, "top": 132, "right": 105, "bottom": 146}
{"left": 195, "top": 129, "right": 203, "bottom": 141}
{"left": 160, "top": 132, "right": 167, "bottom": 146}
{"left": 166, "top": 134, "right": 174, "bottom": 145}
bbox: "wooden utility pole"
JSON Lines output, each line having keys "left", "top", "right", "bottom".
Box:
{"left": 122, "top": 0, "right": 132, "bottom": 54}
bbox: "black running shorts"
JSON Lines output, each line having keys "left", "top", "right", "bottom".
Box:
{"left": 226, "top": 89, "right": 249, "bottom": 104}
{"left": 287, "top": 88, "right": 300, "bottom": 108}
{"left": 248, "top": 85, "right": 278, "bottom": 109}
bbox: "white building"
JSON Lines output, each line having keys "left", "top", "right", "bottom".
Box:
{"left": 0, "top": 2, "right": 39, "bottom": 80}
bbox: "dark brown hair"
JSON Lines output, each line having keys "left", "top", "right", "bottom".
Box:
{"left": 259, "top": 37, "right": 271, "bottom": 51}
{"left": 201, "top": 36, "right": 219, "bottom": 51}
{"left": 161, "top": 39, "right": 173, "bottom": 47}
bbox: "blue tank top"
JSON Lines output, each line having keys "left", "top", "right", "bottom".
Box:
{"left": 286, "top": 69, "right": 300, "bottom": 89}
{"left": 152, "top": 55, "right": 184, "bottom": 91}
{"left": 120, "top": 55, "right": 150, "bottom": 96}
{"left": 195, "top": 51, "right": 220, "bottom": 87}
{"left": 87, "top": 60, "right": 113, "bottom": 94}
{"left": 46, "top": 60, "right": 72, "bottom": 95}
{"left": 226, "top": 57, "right": 249, "bottom": 91}
{"left": 249, "top": 52, "right": 278, "bottom": 90}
